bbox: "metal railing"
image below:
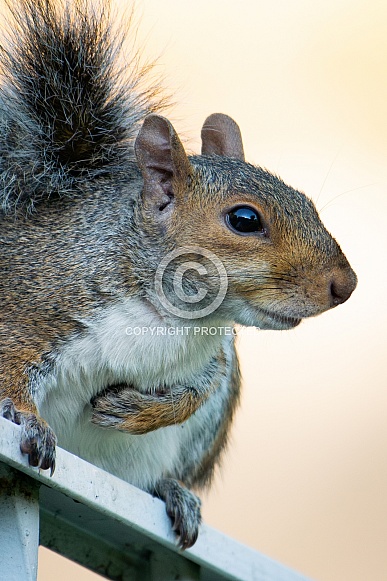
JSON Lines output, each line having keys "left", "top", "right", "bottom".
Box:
{"left": 0, "top": 417, "right": 312, "bottom": 581}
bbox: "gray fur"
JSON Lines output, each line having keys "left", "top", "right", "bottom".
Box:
{"left": 0, "top": 0, "right": 165, "bottom": 214}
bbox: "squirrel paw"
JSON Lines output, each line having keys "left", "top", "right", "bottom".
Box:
{"left": 91, "top": 386, "right": 177, "bottom": 435}
{"left": 155, "top": 478, "right": 202, "bottom": 550}
{"left": 91, "top": 384, "right": 200, "bottom": 435}
{"left": 0, "top": 398, "right": 57, "bottom": 475}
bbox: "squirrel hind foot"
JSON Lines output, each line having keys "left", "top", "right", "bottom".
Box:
{"left": 0, "top": 398, "right": 57, "bottom": 475}
{"left": 155, "top": 478, "right": 202, "bottom": 550}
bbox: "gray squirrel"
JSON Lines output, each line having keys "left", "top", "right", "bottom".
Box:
{"left": 0, "top": 0, "right": 357, "bottom": 549}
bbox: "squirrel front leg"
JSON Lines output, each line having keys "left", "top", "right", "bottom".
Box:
{"left": 0, "top": 350, "right": 57, "bottom": 474}
{"left": 91, "top": 351, "right": 227, "bottom": 434}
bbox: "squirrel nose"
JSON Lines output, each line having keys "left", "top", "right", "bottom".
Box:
{"left": 329, "top": 269, "right": 357, "bottom": 307}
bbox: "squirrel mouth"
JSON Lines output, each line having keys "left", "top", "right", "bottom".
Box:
{"left": 257, "top": 307, "right": 302, "bottom": 329}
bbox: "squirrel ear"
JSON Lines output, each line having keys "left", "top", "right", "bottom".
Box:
{"left": 201, "top": 113, "right": 245, "bottom": 161}
{"left": 135, "top": 114, "right": 191, "bottom": 213}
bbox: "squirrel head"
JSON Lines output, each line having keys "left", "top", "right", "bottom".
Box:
{"left": 134, "top": 113, "right": 357, "bottom": 329}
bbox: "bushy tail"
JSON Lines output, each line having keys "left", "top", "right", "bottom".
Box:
{"left": 0, "top": 0, "right": 164, "bottom": 214}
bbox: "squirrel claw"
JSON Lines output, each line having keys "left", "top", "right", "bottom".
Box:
{"left": 1, "top": 398, "right": 57, "bottom": 475}
{"left": 155, "top": 478, "right": 202, "bottom": 549}
{"left": 20, "top": 414, "right": 57, "bottom": 475}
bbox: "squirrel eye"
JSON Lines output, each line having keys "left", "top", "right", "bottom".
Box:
{"left": 226, "top": 206, "right": 266, "bottom": 235}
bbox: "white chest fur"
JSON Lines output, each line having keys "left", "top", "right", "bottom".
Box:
{"left": 35, "top": 297, "right": 233, "bottom": 490}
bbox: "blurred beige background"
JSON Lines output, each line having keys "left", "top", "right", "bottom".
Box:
{"left": 38, "top": 1, "right": 387, "bottom": 580}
